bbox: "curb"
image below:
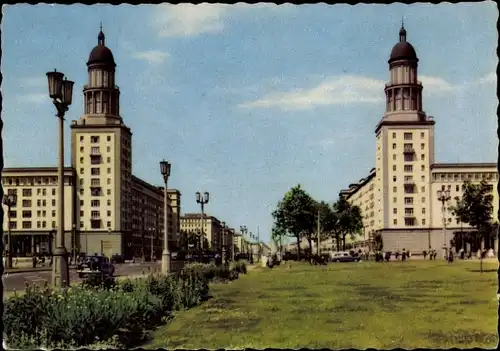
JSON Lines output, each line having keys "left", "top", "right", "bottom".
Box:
{"left": 4, "top": 266, "right": 78, "bottom": 275}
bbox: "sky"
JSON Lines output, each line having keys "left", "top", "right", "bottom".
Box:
{"left": 1, "top": 2, "right": 498, "bottom": 245}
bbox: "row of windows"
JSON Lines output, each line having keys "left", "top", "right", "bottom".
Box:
{"left": 432, "top": 172, "right": 497, "bottom": 182}
{"left": 2, "top": 177, "right": 72, "bottom": 186}
{"left": 393, "top": 132, "right": 426, "bottom": 140}
{"left": 393, "top": 207, "right": 426, "bottom": 215}
{"left": 393, "top": 142, "right": 425, "bottom": 150}
{"left": 393, "top": 196, "right": 426, "bottom": 204}
{"left": 392, "top": 164, "right": 426, "bottom": 172}
{"left": 393, "top": 218, "right": 422, "bottom": 226}
{"left": 80, "top": 135, "right": 112, "bottom": 143}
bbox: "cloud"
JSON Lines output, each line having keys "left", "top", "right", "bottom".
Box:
{"left": 154, "top": 3, "right": 228, "bottom": 37}
{"left": 477, "top": 72, "right": 496, "bottom": 85}
{"left": 133, "top": 50, "right": 169, "bottom": 64}
{"left": 153, "top": 3, "right": 279, "bottom": 37}
{"left": 419, "top": 75, "right": 458, "bottom": 92}
{"left": 239, "top": 75, "right": 385, "bottom": 111}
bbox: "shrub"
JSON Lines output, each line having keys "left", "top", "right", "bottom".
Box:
{"left": 82, "top": 273, "right": 116, "bottom": 290}
{"left": 4, "top": 270, "right": 210, "bottom": 350}
{"left": 230, "top": 261, "right": 247, "bottom": 274}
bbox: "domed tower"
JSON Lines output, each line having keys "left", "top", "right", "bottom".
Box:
{"left": 82, "top": 27, "right": 121, "bottom": 124}
{"left": 374, "top": 24, "right": 435, "bottom": 252}
{"left": 71, "top": 27, "right": 133, "bottom": 256}
{"left": 384, "top": 24, "right": 424, "bottom": 116}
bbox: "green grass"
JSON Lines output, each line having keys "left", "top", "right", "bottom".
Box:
{"left": 146, "top": 260, "right": 498, "bottom": 349}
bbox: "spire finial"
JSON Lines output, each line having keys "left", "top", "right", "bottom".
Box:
{"left": 399, "top": 20, "right": 407, "bottom": 42}
{"left": 100, "top": 21, "right": 103, "bottom": 32}
{"left": 98, "top": 23, "right": 105, "bottom": 46}
{"left": 401, "top": 17, "right": 404, "bottom": 29}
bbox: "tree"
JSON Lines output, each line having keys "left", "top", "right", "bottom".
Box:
{"left": 271, "top": 224, "right": 286, "bottom": 256}
{"left": 272, "top": 184, "right": 317, "bottom": 261}
{"left": 316, "top": 200, "right": 337, "bottom": 251}
{"left": 331, "top": 198, "right": 364, "bottom": 251}
{"left": 449, "top": 180, "right": 494, "bottom": 272}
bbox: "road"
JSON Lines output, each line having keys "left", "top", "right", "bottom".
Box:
{"left": 2, "top": 262, "right": 161, "bottom": 292}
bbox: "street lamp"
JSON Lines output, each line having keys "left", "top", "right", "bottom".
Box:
{"left": 437, "top": 189, "right": 451, "bottom": 259}
{"left": 71, "top": 223, "right": 76, "bottom": 264}
{"left": 3, "top": 193, "right": 17, "bottom": 268}
{"left": 160, "top": 160, "right": 172, "bottom": 274}
{"left": 47, "top": 69, "right": 74, "bottom": 288}
{"left": 196, "top": 191, "right": 209, "bottom": 259}
{"left": 149, "top": 226, "right": 155, "bottom": 262}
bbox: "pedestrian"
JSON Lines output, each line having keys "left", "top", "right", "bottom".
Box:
{"left": 423, "top": 250, "right": 427, "bottom": 260}
{"left": 395, "top": 251, "right": 400, "bottom": 260}
{"left": 402, "top": 249, "right": 406, "bottom": 262}
{"left": 267, "top": 254, "right": 274, "bottom": 269}
{"left": 448, "top": 249, "right": 454, "bottom": 264}
{"left": 459, "top": 248, "right": 465, "bottom": 260}
{"left": 433, "top": 250, "right": 437, "bottom": 260}
{"left": 407, "top": 250, "right": 411, "bottom": 259}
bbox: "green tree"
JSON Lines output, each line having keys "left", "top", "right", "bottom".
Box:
{"left": 271, "top": 224, "right": 287, "bottom": 256}
{"left": 332, "top": 198, "right": 364, "bottom": 251}
{"left": 449, "top": 180, "right": 494, "bottom": 272}
{"left": 316, "top": 200, "right": 337, "bottom": 250}
{"left": 272, "top": 184, "right": 316, "bottom": 260}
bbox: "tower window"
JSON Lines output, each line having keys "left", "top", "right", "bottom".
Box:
{"left": 404, "top": 165, "right": 413, "bottom": 172}
{"left": 392, "top": 132, "right": 396, "bottom": 138}
{"left": 392, "top": 143, "right": 396, "bottom": 149}
{"left": 393, "top": 165, "right": 396, "bottom": 171}
{"left": 404, "top": 133, "right": 412, "bottom": 140}
{"left": 421, "top": 132, "right": 425, "bottom": 138}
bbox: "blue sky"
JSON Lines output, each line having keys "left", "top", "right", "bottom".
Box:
{"left": 2, "top": 2, "right": 497, "bottom": 244}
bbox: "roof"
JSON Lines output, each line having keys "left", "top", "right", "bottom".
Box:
{"left": 87, "top": 30, "right": 116, "bottom": 68}
{"left": 388, "top": 26, "right": 418, "bottom": 63}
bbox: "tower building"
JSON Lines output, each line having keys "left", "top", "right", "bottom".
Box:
{"left": 340, "top": 25, "right": 498, "bottom": 256}
{"left": 70, "top": 28, "right": 133, "bottom": 253}
{"left": 2, "top": 28, "right": 182, "bottom": 260}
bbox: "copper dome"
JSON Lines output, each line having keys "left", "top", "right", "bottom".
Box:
{"left": 388, "top": 25, "right": 418, "bottom": 63}
{"left": 87, "top": 30, "right": 116, "bottom": 67}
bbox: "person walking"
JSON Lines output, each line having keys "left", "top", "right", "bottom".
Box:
{"left": 423, "top": 250, "right": 428, "bottom": 260}
{"left": 402, "top": 249, "right": 407, "bottom": 262}
{"left": 448, "top": 249, "right": 454, "bottom": 264}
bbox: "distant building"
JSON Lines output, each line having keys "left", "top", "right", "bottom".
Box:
{"left": 180, "top": 213, "right": 234, "bottom": 252}
{"left": 339, "top": 25, "right": 498, "bottom": 255}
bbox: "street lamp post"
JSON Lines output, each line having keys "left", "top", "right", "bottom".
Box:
{"left": 47, "top": 69, "right": 74, "bottom": 288}
{"left": 160, "top": 160, "right": 172, "bottom": 274}
{"left": 3, "top": 193, "right": 17, "bottom": 268}
{"left": 71, "top": 224, "right": 76, "bottom": 264}
{"left": 240, "top": 225, "right": 247, "bottom": 262}
{"left": 249, "top": 231, "right": 254, "bottom": 263}
{"left": 150, "top": 227, "right": 155, "bottom": 262}
{"left": 221, "top": 221, "right": 226, "bottom": 263}
{"left": 196, "top": 191, "right": 209, "bottom": 260}
{"left": 437, "top": 189, "right": 451, "bottom": 260}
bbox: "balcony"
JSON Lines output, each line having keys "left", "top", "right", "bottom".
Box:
{"left": 403, "top": 147, "right": 415, "bottom": 154}
{"left": 90, "top": 149, "right": 101, "bottom": 157}
{"left": 404, "top": 179, "right": 415, "bottom": 185}
{"left": 404, "top": 213, "right": 416, "bottom": 218}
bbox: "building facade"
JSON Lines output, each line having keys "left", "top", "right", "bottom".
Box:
{"left": 1, "top": 29, "right": 182, "bottom": 259}
{"left": 339, "top": 25, "right": 498, "bottom": 255}
{"left": 179, "top": 213, "right": 235, "bottom": 253}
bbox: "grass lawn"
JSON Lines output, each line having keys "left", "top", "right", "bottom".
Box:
{"left": 146, "top": 260, "right": 498, "bottom": 349}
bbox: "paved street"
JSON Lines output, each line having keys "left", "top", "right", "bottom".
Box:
{"left": 2, "top": 262, "right": 161, "bottom": 292}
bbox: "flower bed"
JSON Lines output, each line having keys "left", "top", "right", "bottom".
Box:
{"left": 3, "top": 261, "right": 247, "bottom": 349}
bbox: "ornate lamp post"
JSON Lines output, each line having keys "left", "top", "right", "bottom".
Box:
{"left": 196, "top": 191, "right": 209, "bottom": 260}
{"left": 437, "top": 189, "right": 451, "bottom": 259}
{"left": 160, "top": 160, "right": 172, "bottom": 274}
{"left": 3, "top": 193, "right": 17, "bottom": 268}
{"left": 47, "top": 69, "right": 74, "bottom": 288}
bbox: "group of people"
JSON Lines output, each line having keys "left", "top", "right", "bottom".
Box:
{"left": 422, "top": 249, "right": 438, "bottom": 260}
{"left": 373, "top": 249, "right": 410, "bottom": 262}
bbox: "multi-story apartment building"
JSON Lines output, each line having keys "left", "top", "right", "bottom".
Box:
{"left": 179, "top": 213, "right": 234, "bottom": 252}
{"left": 1, "top": 29, "right": 181, "bottom": 259}
{"left": 233, "top": 232, "right": 250, "bottom": 255}
{"left": 339, "top": 25, "right": 498, "bottom": 255}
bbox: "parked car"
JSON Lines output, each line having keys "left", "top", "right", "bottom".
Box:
{"left": 331, "top": 251, "right": 361, "bottom": 263}
{"left": 77, "top": 255, "right": 115, "bottom": 278}
{"left": 111, "top": 254, "right": 125, "bottom": 264}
